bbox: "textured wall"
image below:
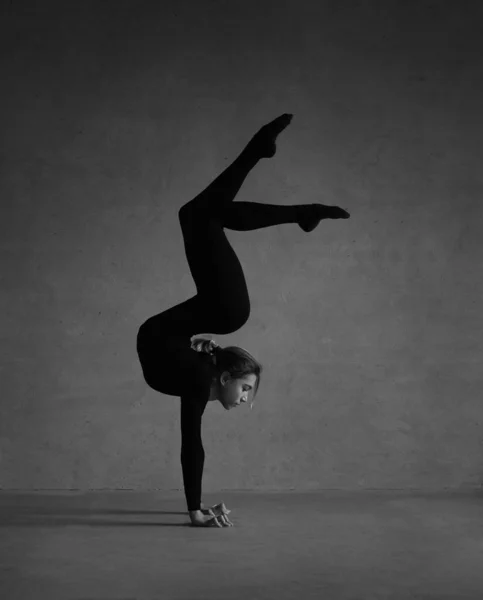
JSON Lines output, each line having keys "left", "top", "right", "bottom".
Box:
{"left": 1, "top": 0, "right": 482, "bottom": 493}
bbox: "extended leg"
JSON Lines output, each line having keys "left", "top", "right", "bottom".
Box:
{"left": 181, "top": 113, "right": 293, "bottom": 218}
{"left": 218, "top": 200, "right": 350, "bottom": 232}
{"left": 217, "top": 201, "right": 302, "bottom": 231}
{"left": 181, "top": 111, "right": 349, "bottom": 232}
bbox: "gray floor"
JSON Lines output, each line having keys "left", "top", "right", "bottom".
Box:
{"left": 1, "top": 489, "right": 482, "bottom": 600}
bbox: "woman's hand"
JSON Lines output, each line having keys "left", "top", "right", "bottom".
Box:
{"left": 190, "top": 510, "right": 222, "bottom": 527}
{"left": 190, "top": 509, "right": 233, "bottom": 527}
{"left": 205, "top": 502, "right": 233, "bottom": 526}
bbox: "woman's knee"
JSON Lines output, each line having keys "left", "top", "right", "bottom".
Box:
{"left": 179, "top": 200, "right": 220, "bottom": 226}
{"left": 178, "top": 203, "right": 192, "bottom": 220}
{"left": 179, "top": 202, "right": 204, "bottom": 222}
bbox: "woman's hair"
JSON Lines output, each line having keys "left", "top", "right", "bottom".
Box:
{"left": 190, "top": 335, "right": 263, "bottom": 405}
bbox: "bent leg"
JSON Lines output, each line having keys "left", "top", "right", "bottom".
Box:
{"left": 178, "top": 208, "right": 251, "bottom": 334}
{"left": 142, "top": 114, "right": 299, "bottom": 341}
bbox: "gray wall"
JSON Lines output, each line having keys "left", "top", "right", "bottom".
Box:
{"left": 1, "top": 0, "right": 482, "bottom": 493}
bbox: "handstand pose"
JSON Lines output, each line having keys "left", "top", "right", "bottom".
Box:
{"left": 136, "top": 114, "right": 350, "bottom": 527}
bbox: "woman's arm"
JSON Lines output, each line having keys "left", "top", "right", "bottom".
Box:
{"left": 180, "top": 394, "right": 209, "bottom": 512}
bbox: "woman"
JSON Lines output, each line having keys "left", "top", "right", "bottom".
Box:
{"left": 136, "top": 113, "right": 350, "bottom": 527}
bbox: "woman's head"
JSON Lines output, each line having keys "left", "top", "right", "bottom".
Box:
{"left": 190, "top": 336, "right": 262, "bottom": 410}
{"left": 215, "top": 370, "right": 258, "bottom": 410}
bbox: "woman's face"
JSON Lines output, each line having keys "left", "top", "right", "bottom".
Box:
{"left": 219, "top": 372, "right": 257, "bottom": 410}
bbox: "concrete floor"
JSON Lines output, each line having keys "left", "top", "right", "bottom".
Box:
{"left": 1, "top": 490, "right": 483, "bottom": 600}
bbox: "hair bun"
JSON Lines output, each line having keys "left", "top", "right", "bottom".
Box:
{"left": 190, "top": 336, "right": 220, "bottom": 355}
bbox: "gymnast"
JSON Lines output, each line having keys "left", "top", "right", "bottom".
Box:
{"left": 136, "top": 114, "right": 350, "bottom": 527}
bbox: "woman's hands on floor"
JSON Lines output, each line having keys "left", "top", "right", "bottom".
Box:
{"left": 190, "top": 502, "right": 233, "bottom": 527}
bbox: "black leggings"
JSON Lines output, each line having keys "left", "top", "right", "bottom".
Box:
{"left": 136, "top": 146, "right": 301, "bottom": 396}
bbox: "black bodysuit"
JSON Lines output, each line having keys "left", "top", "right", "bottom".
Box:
{"left": 135, "top": 115, "right": 313, "bottom": 512}
{"left": 134, "top": 142, "right": 290, "bottom": 512}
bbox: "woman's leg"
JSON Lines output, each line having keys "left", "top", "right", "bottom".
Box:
{"left": 176, "top": 114, "right": 306, "bottom": 334}
{"left": 182, "top": 113, "right": 294, "bottom": 219}
{"left": 144, "top": 114, "right": 348, "bottom": 339}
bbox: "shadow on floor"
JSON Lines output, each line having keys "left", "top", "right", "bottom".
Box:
{"left": 0, "top": 507, "right": 192, "bottom": 527}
